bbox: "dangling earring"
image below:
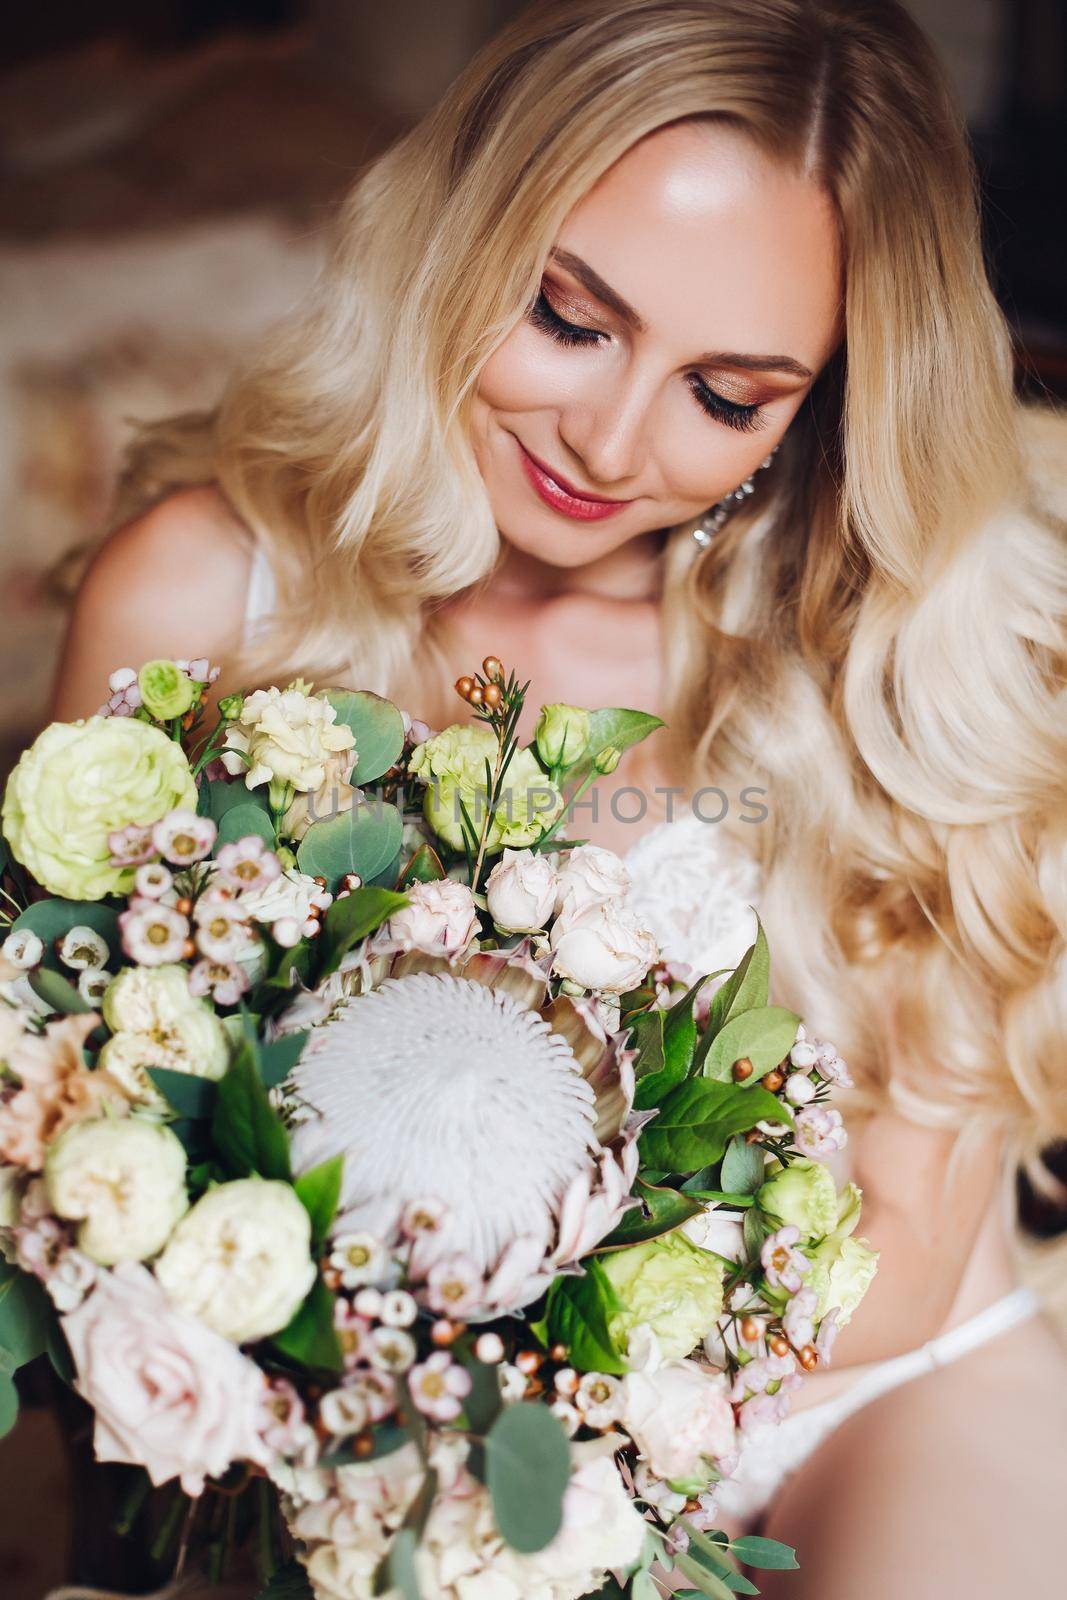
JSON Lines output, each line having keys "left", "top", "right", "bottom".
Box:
{"left": 692, "top": 444, "right": 779, "bottom": 548}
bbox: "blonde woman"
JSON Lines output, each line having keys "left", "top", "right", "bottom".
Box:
{"left": 48, "top": 1, "right": 1067, "bottom": 1592}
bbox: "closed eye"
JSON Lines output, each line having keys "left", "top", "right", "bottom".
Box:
{"left": 526, "top": 289, "right": 766, "bottom": 435}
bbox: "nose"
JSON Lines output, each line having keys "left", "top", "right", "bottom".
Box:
{"left": 556, "top": 368, "right": 653, "bottom": 492}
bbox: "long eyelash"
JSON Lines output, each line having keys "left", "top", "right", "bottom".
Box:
{"left": 527, "top": 289, "right": 765, "bottom": 434}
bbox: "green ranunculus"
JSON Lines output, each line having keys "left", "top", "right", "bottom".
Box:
{"left": 137, "top": 659, "right": 198, "bottom": 721}
{"left": 2, "top": 716, "right": 198, "bottom": 901}
{"left": 409, "top": 724, "right": 563, "bottom": 856}
{"left": 535, "top": 703, "right": 591, "bottom": 769}
{"left": 601, "top": 1229, "right": 726, "bottom": 1363}
{"left": 758, "top": 1157, "right": 839, "bottom": 1241}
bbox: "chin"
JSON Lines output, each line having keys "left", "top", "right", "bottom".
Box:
{"left": 494, "top": 512, "right": 627, "bottom": 568}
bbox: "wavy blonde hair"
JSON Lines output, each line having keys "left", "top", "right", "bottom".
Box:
{"left": 84, "top": 2, "right": 1067, "bottom": 1260}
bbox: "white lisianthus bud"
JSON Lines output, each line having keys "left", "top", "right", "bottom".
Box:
{"left": 553, "top": 843, "right": 631, "bottom": 919}
{"left": 386, "top": 880, "right": 480, "bottom": 955}
{"left": 45, "top": 1118, "right": 188, "bottom": 1265}
{"left": 485, "top": 849, "right": 558, "bottom": 933}
{"left": 154, "top": 1178, "right": 316, "bottom": 1344}
{"left": 550, "top": 898, "right": 659, "bottom": 995}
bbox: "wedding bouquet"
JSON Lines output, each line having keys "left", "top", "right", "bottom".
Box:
{"left": 0, "top": 652, "right": 876, "bottom": 1600}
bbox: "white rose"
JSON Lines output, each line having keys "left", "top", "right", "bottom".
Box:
{"left": 550, "top": 899, "right": 659, "bottom": 995}
{"left": 622, "top": 1359, "right": 737, "bottom": 1480}
{"left": 240, "top": 868, "right": 331, "bottom": 930}
{"left": 62, "top": 1262, "right": 270, "bottom": 1495}
{"left": 522, "top": 1450, "right": 646, "bottom": 1590}
{"left": 485, "top": 848, "right": 558, "bottom": 933}
{"left": 155, "top": 1178, "right": 316, "bottom": 1344}
{"left": 221, "top": 685, "right": 357, "bottom": 804}
{"left": 99, "top": 965, "right": 230, "bottom": 1110}
{"left": 553, "top": 844, "right": 631, "bottom": 918}
{"left": 682, "top": 1202, "right": 745, "bottom": 1261}
{"left": 386, "top": 880, "right": 479, "bottom": 955}
{"left": 45, "top": 1118, "right": 188, "bottom": 1265}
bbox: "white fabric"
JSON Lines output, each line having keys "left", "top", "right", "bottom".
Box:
{"left": 241, "top": 544, "right": 1040, "bottom": 1522}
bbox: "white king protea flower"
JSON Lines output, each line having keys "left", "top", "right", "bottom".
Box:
{"left": 286, "top": 944, "right": 645, "bottom": 1313}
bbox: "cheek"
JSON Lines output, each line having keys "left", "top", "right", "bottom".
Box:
{"left": 475, "top": 327, "right": 595, "bottom": 415}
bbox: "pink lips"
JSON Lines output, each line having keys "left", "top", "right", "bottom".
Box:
{"left": 515, "top": 438, "right": 634, "bottom": 521}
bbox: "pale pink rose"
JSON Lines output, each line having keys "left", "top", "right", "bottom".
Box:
{"left": 553, "top": 844, "right": 631, "bottom": 918}
{"left": 485, "top": 848, "right": 558, "bottom": 932}
{"left": 550, "top": 898, "right": 659, "bottom": 995}
{"left": 62, "top": 1263, "right": 271, "bottom": 1495}
{"left": 622, "top": 1359, "right": 736, "bottom": 1479}
{"left": 0, "top": 1013, "right": 129, "bottom": 1170}
{"left": 386, "top": 880, "right": 480, "bottom": 955}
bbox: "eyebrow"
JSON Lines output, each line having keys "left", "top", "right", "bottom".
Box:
{"left": 548, "top": 246, "right": 814, "bottom": 380}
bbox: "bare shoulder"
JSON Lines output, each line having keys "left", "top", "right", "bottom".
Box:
{"left": 49, "top": 484, "right": 255, "bottom": 721}
{"left": 759, "top": 1315, "right": 1067, "bottom": 1598}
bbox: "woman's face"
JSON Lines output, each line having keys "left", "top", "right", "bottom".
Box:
{"left": 470, "top": 119, "right": 843, "bottom": 567}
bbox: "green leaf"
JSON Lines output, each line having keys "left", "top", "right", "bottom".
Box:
{"left": 319, "top": 885, "right": 409, "bottom": 977}
{"left": 460, "top": 1352, "right": 504, "bottom": 1434}
{"left": 263, "top": 940, "right": 314, "bottom": 991}
{"left": 10, "top": 901, "right": 120, "bottom": 973}
{"left": 145, "top": 1067, "right": 218, "bottom": 1120}
{"left": 294, "top": 1157, "right": 343, "bottom": 1249}
{"left": 540, "top": 1259, "right": 627, "bottom": 1375}
{"left": 598, "top": 1180, "right": 703, "bottom": 1249}
{"left": 397, "top": 844, "right": 445, "bottom": 887}
{"left": 271, "top": 1275, "right": 343, "bottom": 1373}
{"left": 254, "top": 1559, "right": 315, "bottom": 1600}
{"left": 486, "top": 1403, "right": 570, "bottom": 1554}
{"left": 0, "top": 1374, "right": 18, "bottom": 1440}
{"left": 46, "top": 1318, "right": 75, "bottom": 1385}
{"left": 700, "top": 1006, "right": 801, "bottom": 1084}
{"left": 212, "top": 1040, "right": 292, "bottom": 1181}
{"left": 297, "top": 801, "right": 403, "bottom": 894}
{"left": 580, "top": 708, "right": 665, "bottom": 774}
{"left": 324, "top": 690, "right": 405, "bottom": 785}
{"left": 259, "top": 1030, "right": 310, "bottom": 1090}
{"left": 216, "top": 802, "right": 276, "bottom": 850}
{"left": 720, "top": 1136, "right": 767, "bottom": 1196}
{"left": 675, "top": 1555, "right": 736, "bottom": 1600}
{"left": 27, "top": 967, "right": 94, "bottom": 1015}
{"left": 0, "top": 1266, "right": 50, "bottom": 1370}
{"left": 639, "top": 1080, "right": 788, "bottom": 1173}
{"left": 694, "top": 918, "right": 770, "bottom": 1071}
{"left": 728, "top": 1536, "right": 799, "bottom": 1571}
{"left": 198, "top": 779, "right": 271, "bottom": 826}
{"left": 630, "top": 1009, "right": 665, "bottom": 1079}
{"left": 683, "top": 1524, "right": 760, "bottom": 1594}
{"left": 376, "top": 1526, "right": 421, "bottom": 1600}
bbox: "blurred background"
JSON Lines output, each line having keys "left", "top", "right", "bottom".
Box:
{"left": 0, "top": 2, "right": 1064, "bottom": 1588}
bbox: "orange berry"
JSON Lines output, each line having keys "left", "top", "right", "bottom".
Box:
{"left": 454, "top": 676, "right": 475, "bottom": 700}
{"left": 732, "top": 1057, "right": 754, "bottom": 1082}
{"left": 763, "top": 1069, "right": 785, "bottom": 1092}
{"left": 482, "top": 656, "right": 503, "bottom": 681}
{"left": 468, "top": 685, "right": 485, "bottom": 706}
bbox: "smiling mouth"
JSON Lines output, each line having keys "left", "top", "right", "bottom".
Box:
{"left": 513, "top": 437, "right": 635, "bottom": 521}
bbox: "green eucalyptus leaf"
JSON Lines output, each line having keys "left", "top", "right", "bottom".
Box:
{"left": 322, "top": 1421, "right": 410, "bottom": 1466}
{"left": 700, "top": 1007, "right": 801, "bottom": 1084}
{"left": 216, "top": 802, "right": 276, "bottom": 850}
{"left": 461, "top": 1353, "right": 504, "bottom": 1435}
{"left": 198, "top": 778, "right": 272, "bottom": 825}
{"left": 0, "top": 1266, "right": 50, "bottom": 1370}
{"left": 9, "top": 901, "right": 120, "bottom": 973}
{"left": 324, "top": 690, "right": 405, "bottom": 785}
{"left": 486, "top": 1403, "right": 570, "bottom": 1554}
{"left": 272, "top": 1275, "right": 343, "bottom": 1373}
{"left": 639, "top": 1080, "right": 787, "bottom": 1173}
{"left": 297, "top": 802, "right": 403, "bottom": 893}
{"left": 675, "top": 1554, "right": 736, "bottom": 1600}
{"left": 720, "top": 1136, "right": 767, "bottom": 1196}
{"left": 377, "top": 1526, "right": 421, "bottom": 1600}
{"left": 728, "top": 1536, "right": 799, "bottom": 1571}
{"left": 28, "top": 967, "right": 94, "bottom": 1015}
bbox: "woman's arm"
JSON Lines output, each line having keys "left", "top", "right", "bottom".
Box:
{"left": 47, "top": 484, "right": 254, "bottom": 726}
